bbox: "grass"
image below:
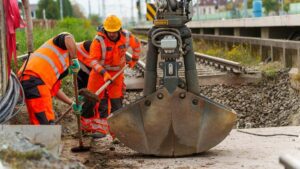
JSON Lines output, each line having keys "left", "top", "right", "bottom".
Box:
{"left": 194, "top": 40, "right": 261, "bottom": 66}
{"left": 258, "top": 61, "right": 283, "bottom": 79}
{"left": 0, "top": 148, "right": 43, "bottom": 169}
{"left": 16, "top": 17, "right": 97, "bottom": 55}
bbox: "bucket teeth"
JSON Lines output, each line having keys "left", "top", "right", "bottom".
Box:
{"left": 108, "top": 87, "right": 236, "bottom": 157}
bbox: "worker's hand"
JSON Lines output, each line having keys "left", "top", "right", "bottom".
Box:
{"left": 127, "top": 61, "right": 136, "bottom": 69}
{"left": 69, "top": 58, "right": 81, "bottom": 74}
{"left": 102, "top": 71, "right": 112, "bottom": 82}
{"left": 72, "top": 102, "right": 82, "bottom": 115}
{"left": 78, "top": 95, "right": 84, "bottom": 102}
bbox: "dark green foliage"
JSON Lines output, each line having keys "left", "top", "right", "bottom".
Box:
{"left": 263, "top": 0, "right": 280, "bottom": 14}
{"left": 36, "top": 0, "right": 59, "bottom": 19}
{"left": 57, "top": 0, "right": 73, "bottom": 18}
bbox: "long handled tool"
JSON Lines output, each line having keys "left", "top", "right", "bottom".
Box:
{"left": 55, "top": 65, "right": 129, "bottom": 124}
{"left": 79, "top": 65, "right": 128, "bottom": 102}
{"left": 71, "top": 73, "right": 91, "bottom": 153}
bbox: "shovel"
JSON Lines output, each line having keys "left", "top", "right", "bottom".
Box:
{"left": 55, "top": 65, "right": 128, "bottom": 124}
{"left": 71, "top": 73, "right": 91, "bottom": 153}
{"left": 79, "top": 65, "right": 128, "bottom": 102}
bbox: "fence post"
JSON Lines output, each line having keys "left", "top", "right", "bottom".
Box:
{"left": 0, "top": 0, "right": 8, "bottom": 96}
{"left": 22, "top": 0, "right": 34, "bottom": 53}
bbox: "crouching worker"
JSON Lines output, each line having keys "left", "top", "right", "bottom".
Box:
{"left": 82, "top": 15, "right": 141, "bottom": 138}
{"left": 18, "top": 32, "right": 82, "bottom": 125}
{"left": 74, "top": 40, "right": 107, "bottom": 135}
{"left": 76, "top": 40, "right": 93, "bottom": 89}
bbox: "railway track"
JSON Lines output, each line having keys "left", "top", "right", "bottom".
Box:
{"left": 125, "top": 38, "right": 250, "bottom": 90}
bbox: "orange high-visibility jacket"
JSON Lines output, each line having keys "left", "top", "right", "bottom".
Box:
{"left": 19, "top": 38, "right": 70, "bottom": 89}
{"left": 76, "top": 41, "right": 91, "bottom": 67}
{"left": 89, "top": 29, "right": 141, "bottom": 74}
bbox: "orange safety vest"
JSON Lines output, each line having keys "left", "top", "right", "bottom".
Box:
{"left": 19, "top": 38, "right": 70, "bottom": 89}
{"left": 76, "top": 42, "right": 91, "bottom": 68}
{"left": 76, "top": 41, "right": 92, "bottom": 74}
{"left": 89, "top": 29, "right": 141, "bottom": 73}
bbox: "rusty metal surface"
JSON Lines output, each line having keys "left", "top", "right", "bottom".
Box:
{"left": 108, "top": 87, "right": 236, "bottom": 156}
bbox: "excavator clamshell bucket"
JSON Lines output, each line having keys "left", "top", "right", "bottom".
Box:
{"left": 108, "top": 87, "right": 237, "bottom": 157}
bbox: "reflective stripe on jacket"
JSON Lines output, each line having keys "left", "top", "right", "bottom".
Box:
{"left": 76, "top": 42, "right": 91, "bottom": 67}
{"left": 89, "top": 29, "right": 141, "bottom": 73}
{"left": 20, "top": 38, "right": 70, "bottom": 89}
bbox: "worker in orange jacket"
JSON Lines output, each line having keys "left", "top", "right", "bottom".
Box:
{"left": 76, "top": 40, "right": 93, "bottom": 89}
{"left": 84, "top": 15, "right": 141, "bottom": 136}
{"left": 18, "top": 32, "right": 82, "bottom": 125}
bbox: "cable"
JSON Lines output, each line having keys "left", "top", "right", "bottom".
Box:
{"left": 237, "top": 129, "right": 299, "bottom": 137}
{"left": 0, "top": 71, "right": 24, "bottom": 124}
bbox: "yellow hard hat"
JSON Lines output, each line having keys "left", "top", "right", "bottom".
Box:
{"left": 103, "top": 15, "right": 122, "bottom": 32}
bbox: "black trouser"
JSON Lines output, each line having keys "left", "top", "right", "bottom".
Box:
{"left": 77, "top": 68, "right": 91, "bottom": 89}
{"left": 81, "top": 97, "right": 123, "bottom": 119}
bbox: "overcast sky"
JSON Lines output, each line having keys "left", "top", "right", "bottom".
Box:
{"left": 29, "top": 0, "right": 149, "bottom": 22}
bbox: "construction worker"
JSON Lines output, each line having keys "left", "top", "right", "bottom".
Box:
{"left": 76, "top": 40, "right": 92, "bottom": 89}
{"left": 85, "top": 15, "right": 141, "bottom": 137}
{"left": 18, "top": 32, "right": 82, "bottom": 125}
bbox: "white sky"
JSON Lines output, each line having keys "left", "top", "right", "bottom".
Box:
{"left": 29, "top": 0, "right": 150, "bottom": 22}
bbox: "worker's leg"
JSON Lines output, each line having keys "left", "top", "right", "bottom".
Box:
{"left": 77, "top": 68, "right": 90, "bottom": 90}
{"left": 107, "top": 72, "right": 124, "bottom": 113}
{"left": 21, "top": 75, "right": 55, "bottom": 125}
{"left": 82, "top": 70, "right": 105, "bottom": 118}
{"left": 98, "top": 98, "right": 109, "bottom": 118}
{"left": 110, "top": 98, "right": 123, "bottom": 113}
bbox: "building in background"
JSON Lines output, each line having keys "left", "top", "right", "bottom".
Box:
{"left": 194, "top": 0, "right": 227, "bottom": 15}
{"left": 30, "top": 3, "right": 38, "bottom": 19}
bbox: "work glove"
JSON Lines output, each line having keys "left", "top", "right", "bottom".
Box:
{"left": 127, "top": 61, "right": 137, "bottom": 69}
{"left": 102, "top": 71, "right": 112, "bottom": 82}
{"left": 72, "top": 102, "right": 82, "bottom": 115}
{"left": 68, "top": 58, "right": 81, "bottom": 74}
{"left": 78, "top": 95, "right": 84, "bottom": 102}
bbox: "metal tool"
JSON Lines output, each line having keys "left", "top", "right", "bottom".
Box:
{"left": 55, "top": 65, "right": 128, "bottom": 124}
{"left": 108, "top": 0, "right": 236, "bottom": 157}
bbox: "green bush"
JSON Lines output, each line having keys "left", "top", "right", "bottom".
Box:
{"left": 16, "top": 18, "right": 96, "bottom": 55}
{"left": 194, "top": 40, "right": 261, "bottom": 66}
{"left": 259, "top": 61, "right": 283, "bottom": 78}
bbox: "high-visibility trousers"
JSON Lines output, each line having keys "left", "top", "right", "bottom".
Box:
{"left": 81, "top": 100, "right": 111, "bottom": 134}
{"left": 20, "top": 74, "right": 59, "bottom": 125}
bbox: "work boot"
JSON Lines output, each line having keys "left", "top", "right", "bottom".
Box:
{"left": 90, "top": 132, "right": 106, "bottom": 139}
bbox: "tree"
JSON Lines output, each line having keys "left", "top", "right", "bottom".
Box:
{"left": 57, "top": 0, "right": 73, "bottom": 18}
{"left": 263, "top": 0, "right": 280, "bottom": 15}
{"left": 90, "top": 14, "right": 101, "bottom": 26}
{"left": 36, "top": 0, "right": 59, "bottom": 19}
{"left": 72, "top": 2, "right": 85, "bottom": 18}
{"left": 247, "top": 0, "right": 253, "bottom": 9}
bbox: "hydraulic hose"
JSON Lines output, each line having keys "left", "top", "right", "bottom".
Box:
{"left": 0, "top": 71, "right": 24, "bottom": 124}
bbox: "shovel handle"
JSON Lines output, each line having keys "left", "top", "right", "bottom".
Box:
{"left": 95, "top": 65, "right": 128, "bottom": 96}
{"left": 73, "top": 73, "right": 84, "bottom": 147}
{"left": 55, "top": 106, "right": 72, "bottom": 124}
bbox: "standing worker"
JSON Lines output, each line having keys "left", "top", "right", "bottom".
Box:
{"left": 18, "top": 32, "right": 82, "bottom": 125}
{"left": 85, "top": 15, "right": 141, "bottom": 136}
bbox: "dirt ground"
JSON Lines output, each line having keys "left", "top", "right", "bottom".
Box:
{"left": 7, "top": 69, "right": 300, "bottom": 168}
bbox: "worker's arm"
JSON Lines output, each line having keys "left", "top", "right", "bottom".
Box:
{"left": 55, "top": 89, "right": 73, "bottom": 105}
{"left": 65, "top": 34, "right": 81, "bottom": 74}
{"left": 89, "top": 38, "right": 111, "bottom": 81}
{"left": 65, "top": 35, "right": 77, "bottom": 59}
{"left": 55, "top": 89, "right": 82, "bottom": 113}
